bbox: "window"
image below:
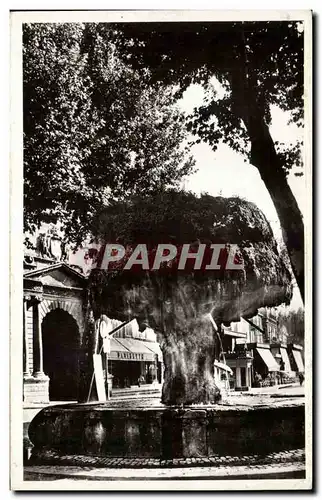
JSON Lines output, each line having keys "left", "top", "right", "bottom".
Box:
{"left": 256, "top": 331, "right": 263, "bottom": 343}
{"left": 240, "top": 367, "right": 246, "bottom": 387}
{"left": 268, "top": 325, "right": 271, "bottom": 339}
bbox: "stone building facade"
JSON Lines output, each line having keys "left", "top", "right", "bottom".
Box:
{"left": 223, "top": 307, "right": 304, "bottom": 390}
{"left": 23, "top": 259, "right": 87, "bottom": 403}
{"left": 22, "top": 227, "right": 164, "bottom": 404}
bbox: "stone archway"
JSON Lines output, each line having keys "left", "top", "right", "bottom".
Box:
{"left": 39, "top": 298, "right": 85, "bottom": 342}
{"left": 42, "top": 309, "right": 80, "bottom": 401}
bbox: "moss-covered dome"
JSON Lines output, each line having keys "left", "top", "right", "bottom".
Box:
{"left": 89, "top": 190, "right": 292, "bottom": 326}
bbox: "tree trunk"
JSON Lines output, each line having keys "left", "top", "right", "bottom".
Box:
{"left": 245, "top": 114, "right": 304, "bottom": 302}
{"left": 258, "top": 160, "right": 304, "bottom": 302}
{"left": 161, "top": 318, "right": 221, "bottom": 405}
{"left": 229, "top": 45, "right": 304, "bottom": 302}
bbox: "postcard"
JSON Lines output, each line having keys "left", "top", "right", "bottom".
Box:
{"left": 10, "top": 9, "right": 312, "bottom": 491}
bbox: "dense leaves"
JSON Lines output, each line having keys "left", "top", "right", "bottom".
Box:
{"left": 112, "top": 21, "right": 304, "bottom": 166}
{"left": 278, "top": 307, "right": 305, "bottom": 347}
{"left": 23, "top": 23, "right": 194, "bottom": 246}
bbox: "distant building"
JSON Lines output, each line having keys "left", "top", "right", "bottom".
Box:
{"left": 221, "top": 319, "right": 253, "bottom": 390}
{"left": 223, "top": 307, "right": 304, "bottom": 390}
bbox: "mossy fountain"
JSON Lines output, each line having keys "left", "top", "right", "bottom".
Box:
{"left": 28, "top": 192, "right": 304, "bottom": 464}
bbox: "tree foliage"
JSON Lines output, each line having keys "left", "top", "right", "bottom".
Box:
{"left": 111, "top": 21, "right": 305, "bottom": 299}
{"left": 23, "top": 23, "right": 194, "bottom": 246}
{"left": 112, "top": 21, "right": 303, "bottom": 171}
{"left": 278, "top": 307, "right": 305, "bottom": 347}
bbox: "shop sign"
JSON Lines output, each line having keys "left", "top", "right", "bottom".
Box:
{"left": 116, "top": 351, "right": 144, "bottom": 361}
{"left": 109, "top": 350, "right": 155, "bottom": 361}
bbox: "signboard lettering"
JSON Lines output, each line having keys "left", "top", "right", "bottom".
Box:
{"left": 117, "top": 352, "right": 144, "bottom": 361}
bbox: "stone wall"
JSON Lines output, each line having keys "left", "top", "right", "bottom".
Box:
{"left": 28, "top": 402, "right": 304, "bottom": 461}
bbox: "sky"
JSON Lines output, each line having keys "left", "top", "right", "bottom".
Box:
{"left": 177, "top": 83, "right": 305, "bottom": 310}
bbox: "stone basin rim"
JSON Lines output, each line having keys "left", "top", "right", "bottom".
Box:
{"left": 38, "top": 400, "right": 305, "bottom": 413}
{"left": 28, "top": 400, "right": 305, "bottom": 460}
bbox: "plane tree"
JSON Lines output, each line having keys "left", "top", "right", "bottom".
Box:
{"left": 111, "top": 20, "right": 305, "bottom": 300}
{"left": 23, "top": 23, "right": 194, "bottom": 247}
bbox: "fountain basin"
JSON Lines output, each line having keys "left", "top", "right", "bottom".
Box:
{"left": 28, "top": 400, "right": 304, "bottom": 461}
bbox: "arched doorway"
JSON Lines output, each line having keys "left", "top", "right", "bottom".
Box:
{"left": 42, "top": 308, "right": 80, "bottom": 401}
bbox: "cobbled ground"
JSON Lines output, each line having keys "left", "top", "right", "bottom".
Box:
{"left": 29, "top": 448, "right": 305, "bottom": 469}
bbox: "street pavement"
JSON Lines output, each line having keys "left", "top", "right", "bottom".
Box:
{"left": 23, "top": 382, "right": 305, "bottom": 428}
{"left": 97, "top": 382, "right": 305, "bottom": 409}
{"left": 247, "top": 382, "right": 305, "bottom": 396}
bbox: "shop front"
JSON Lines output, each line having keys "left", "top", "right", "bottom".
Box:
{"left": 225, "top": 352, "right": 253, "bottom": 390}
{"left": 270, "top": 342, "right": 295, "bottom": 383}
{"left": 287, "top": 344, "right": 305, "bottom": 373}
{"left": 108, "top": 337, "right": 161, "bottom": 388}
{"left": 223, "top": 326, "right": 253, "bottom": 390}
{"left": 249, "top": 343, "right": 280, "bottom": 386}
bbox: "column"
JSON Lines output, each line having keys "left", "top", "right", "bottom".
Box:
{"left": 160, "top": 362, "right": 164, "bottom": 385}
{"left": 23, "top": 297, "right": 31, "bottom": 377}
{"left": 236, "top": 367, "right": 241, "bottom": 388}
{"left": 152, "top": 355, "right": 158, "bottom": 385}
{"left": 247, "top": 365, "right": 251, "bottom": 388}
{"left": 140, "top": 361, "right": 145, "bottom": 383}
{"left": 32, "top": 295, "right": 45, "bottom": 378}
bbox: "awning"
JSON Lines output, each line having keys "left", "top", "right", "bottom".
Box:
{"left": 223, "top": 330, "right": 247, "bottom": 339}
{"left": 110, "top": 338, "right": 129, "bottom": 353}
{"left": 292, "top": 350, "right": 304, "bottom": 372}
{"left": 98, "top": 317, "right": 140, "bottom": 338}
{"left": 109, "top": 338, "right": 133, "bottom": 359}
{"left": 141, "top": 341, "right": 163, "bottom": 362}
{"left": 256, "top": 348, "right": 280, "bottom": 372}
{"left": 214, "top": 361, "right": 233, "bottom": 374}
{"left": 280, "top": 347, "right": 292, "bottom": 373}
{"left": 110, "top": 337, "right": 155, "bottom": 362}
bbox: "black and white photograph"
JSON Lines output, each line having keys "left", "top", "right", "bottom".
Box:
{"left": 10, "top": 9, "right": 312, "bottom": 491}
